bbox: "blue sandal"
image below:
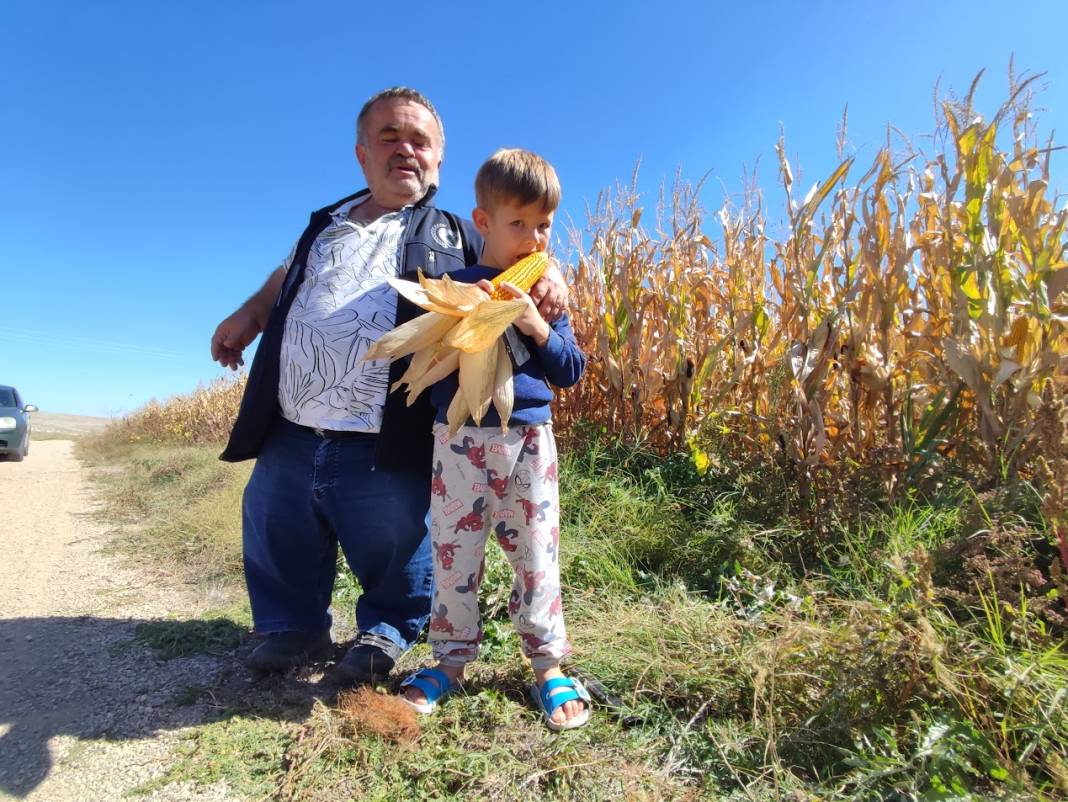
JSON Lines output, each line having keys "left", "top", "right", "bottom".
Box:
{"left": 530, "top": 676, "right": 591, "bottom": 731}
{"left": 399, "top": 667, "right": 457, "bottom": 714}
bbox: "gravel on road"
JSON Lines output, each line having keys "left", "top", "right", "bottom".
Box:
{"left": 0, "top": 440, "right": 238, "bottom": 802}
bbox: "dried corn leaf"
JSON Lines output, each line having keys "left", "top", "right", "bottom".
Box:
{"left": 993, "top": 359, "right": 1022, "bottom": 387}
{"left": 446, "top": 387, "right": 470, "bottom": 437}
{"left": 366, "top": 311, "right": 457, "bottom": 362}
{"left": 492, "top": 343, "right": 514, "bottom": 433}
{"left": 404, "top": 348, "right": 460, "bottom": 405}
{"left": 387, "top": 277, "right": 468, "bottom": 317}
{"left": 418, "top": 272, "right": 488, "bottom": 313}
{"left": 943, "top": 338, "right": 983, "bottom": 393}
{"left": 1048, "top": 266, "right": 1068, "bottom": 301}
{"left": 392, "top": 344, "right": 438, "bottom": 392}
{"left": 459, "top": 340, "right": 498, "bottom": 424}
{"left": 443, "top": 300, "right": 526, "bottom": 353}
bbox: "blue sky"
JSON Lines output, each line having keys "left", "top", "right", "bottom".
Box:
{"left": 2, "top": 1, "right": 1066, "bottom": 417}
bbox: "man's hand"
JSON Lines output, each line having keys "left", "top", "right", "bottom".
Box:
{"left": 210, "top": 267, "right": 286, "bottom": 370}
{"left": 529, "top": 257, "right": 569, "bottom": 322}
{"left": 211, "top": 308, "right": 262, "bottom": 370}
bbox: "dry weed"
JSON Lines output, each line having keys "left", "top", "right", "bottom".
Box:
{"left": 334, "top": 686, "right": 421, "bottom": 744}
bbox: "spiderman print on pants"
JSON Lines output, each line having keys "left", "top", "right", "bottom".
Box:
{"left": 428, "top": 422, "right": 570, "bottom": 670}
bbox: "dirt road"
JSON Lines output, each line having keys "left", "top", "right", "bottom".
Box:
{"left": 0, "top": 440, "right": 236, "bottom": 801}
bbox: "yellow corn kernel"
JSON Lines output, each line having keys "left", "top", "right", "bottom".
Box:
{"left": 490, "top": 252, "right": 549, "bottom": 299}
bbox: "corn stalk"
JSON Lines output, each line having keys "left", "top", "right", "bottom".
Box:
{"left": 558, "top": 70, "right": 1068, "bottom": 490}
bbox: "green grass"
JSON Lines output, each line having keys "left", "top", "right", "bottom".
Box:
{"left": 78, "top": 436, "right": 250, "bottom": 583}
{"left": 136, "top": 716, "right": 294, "bottom": 799}
{"left": 276, "top": 689, "right": 683, "bottom": 801}
{"left": 133, "top": 614, "right": 247, "bottom": 660}
{"left": 83, "top": 429, "right": 1067, "bottom": 801}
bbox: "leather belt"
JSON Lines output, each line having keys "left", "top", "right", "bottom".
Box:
{"left": 311, "top": 427, "right": 374, "bottom": 440}
{"left": 289, "top": 420, "right": 375, "bottom": 441}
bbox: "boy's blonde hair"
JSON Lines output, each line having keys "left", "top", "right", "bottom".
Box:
{"left": 475, "top": 148, "right": 561, "bottom": 213}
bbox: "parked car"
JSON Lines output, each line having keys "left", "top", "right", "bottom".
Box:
{"left": 0, "top": 385, "right": 37, "bottom": 461}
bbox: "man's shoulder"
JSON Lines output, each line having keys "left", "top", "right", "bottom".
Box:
{"left": 296, "top": 192, "right": 482, "bottom": 269}
{"left": 409, "top": 208, "right": 483, "bottom": 269}
{"left": 410, "top": 204, "right": 475, "bottom": 230}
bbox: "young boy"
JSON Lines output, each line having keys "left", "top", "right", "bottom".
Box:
{"left": 399, "top": 149, "right": 589, "bottom": 731}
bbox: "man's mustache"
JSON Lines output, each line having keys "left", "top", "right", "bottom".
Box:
{"left": 389, "top": 157, "right": 423, "bottom": 178}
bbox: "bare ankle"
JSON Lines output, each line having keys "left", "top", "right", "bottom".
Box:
{"left": 532, "top": 663, "right": 563, "bottom": 684}
{"left": 436, "top": 662, "right": 465, "bottom": 682}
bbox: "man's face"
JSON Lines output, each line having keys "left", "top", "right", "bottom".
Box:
{"left": 472, "top": 200, "right": 554, "bottom": 270}
{"left": 356, "top": 98, "right": 443, "bottom": 210}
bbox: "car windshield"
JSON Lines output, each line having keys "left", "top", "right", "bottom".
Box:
{"left": 0, "top": 389, "right": 16, "bottom": 407}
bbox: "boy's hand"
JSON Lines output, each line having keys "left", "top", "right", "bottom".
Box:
{"left": 479, "top": 279, "right": 551, "bottom": 347}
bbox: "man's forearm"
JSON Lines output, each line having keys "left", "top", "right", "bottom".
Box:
{"left": 244, "top": 267, "right": 287, "bottom": 330}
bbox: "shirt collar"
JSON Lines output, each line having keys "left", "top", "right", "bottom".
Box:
{"left": 330, "top": 197, "right": 412, "bottom": 226}
{"left": 329, "top": 198, "right": 364, "bottom": 225}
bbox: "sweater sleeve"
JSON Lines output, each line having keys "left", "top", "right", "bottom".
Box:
{"left": 533, "top": 313, "right": 586, "bottom": 389}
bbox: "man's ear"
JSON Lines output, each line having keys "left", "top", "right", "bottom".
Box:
{"left": 355, "top": 143, "right": 367, "bottom": 170}
{"left": 472, "top": 207, "right": 490, "bottom": 236}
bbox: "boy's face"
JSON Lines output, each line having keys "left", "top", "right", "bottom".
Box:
{"left": 472, "top": 200, "right": 554, "bottom": 270}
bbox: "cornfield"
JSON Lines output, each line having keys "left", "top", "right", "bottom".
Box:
{"left": 117, "top": 375, "right": 245, "bottom": 444}
{"left": 129, "top": 72, "right": 1067, "bottom": 495}
{"left": 558, "top": 70, "right": 1068, "bottom": 493}
{"left": 106, "top": 72, "right": 1068, "bottom": 796}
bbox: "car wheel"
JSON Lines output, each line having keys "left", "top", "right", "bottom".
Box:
{"left": 9, "top": 436, "right": 27, "bottom": 462}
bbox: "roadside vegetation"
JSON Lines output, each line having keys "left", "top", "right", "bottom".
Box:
{"left": 81, "top": 69, "right": 1066, "bottom": 800}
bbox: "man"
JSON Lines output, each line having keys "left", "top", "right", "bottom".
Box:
{"left": 211, "top": 87, "right": 566, "bottom": 682}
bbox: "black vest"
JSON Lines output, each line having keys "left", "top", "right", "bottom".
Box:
{"left": 219, "top": 188, "right": 482, "bottom": 474}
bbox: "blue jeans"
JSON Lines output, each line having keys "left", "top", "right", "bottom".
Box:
{"left": 242, "top": 418, "right": 433, "bottom": 649}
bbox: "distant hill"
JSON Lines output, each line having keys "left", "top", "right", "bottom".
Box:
{"left": 31, "top": 411, "right": 113, "bottom": 437}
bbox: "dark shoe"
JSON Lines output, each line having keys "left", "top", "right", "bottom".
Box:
{"left": 337, "top": 631, "right": 404, "bottom": 684}
{"left": 246, "top": 630, "right": 332, "bottom": 673}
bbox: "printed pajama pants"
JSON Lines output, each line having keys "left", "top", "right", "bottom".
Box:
{"left": 428, "top": 422, "right": 570, "bottom": 670}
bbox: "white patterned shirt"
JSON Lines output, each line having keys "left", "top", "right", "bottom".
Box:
{"left": 278, "top": 199, "right": 408, "bottom": 432}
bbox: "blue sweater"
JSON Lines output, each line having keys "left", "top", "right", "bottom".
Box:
{"left": 429, "top": 265, "right": 586, "bottom": 428}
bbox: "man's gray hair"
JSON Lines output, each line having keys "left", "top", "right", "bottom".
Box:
{"left": 356, "top": 87, "right": 445, "bottom": 153}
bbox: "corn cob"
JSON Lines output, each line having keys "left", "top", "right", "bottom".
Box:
{"left": 366, "top": 254, "right": 549, "bottom": 435}
{"left": 489, "top": 252, "right": 549, "bottom": 299}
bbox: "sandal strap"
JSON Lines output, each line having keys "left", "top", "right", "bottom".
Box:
{"left": 537, "top": 677, "right": 589, "bottom": 715}
{"left": 400, "top": 668, "right": 453, "bottom": 703}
